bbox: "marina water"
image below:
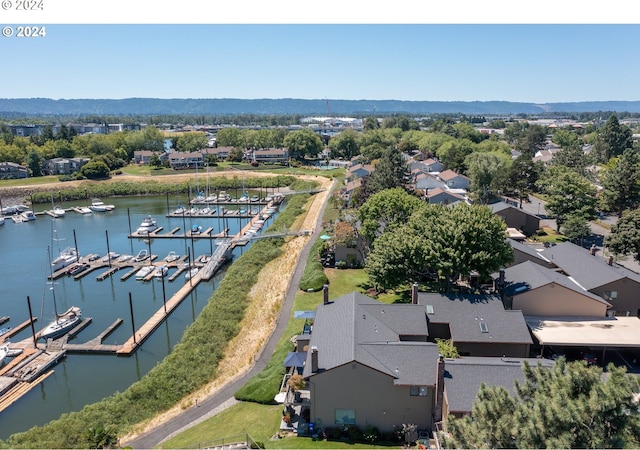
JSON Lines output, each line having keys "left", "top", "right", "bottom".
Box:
{"left": 0, "top": 193, "right": 270, "bottom": 439}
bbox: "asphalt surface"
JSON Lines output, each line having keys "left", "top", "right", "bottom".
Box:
{"left": 125, "top": 180, "right": 334, "bottom": 449}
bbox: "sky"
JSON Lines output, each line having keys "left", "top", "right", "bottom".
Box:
{"left": 2, "top": 1, "right": 640, "bottom": 103}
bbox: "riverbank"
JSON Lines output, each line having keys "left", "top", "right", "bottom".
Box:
{"left": 120, "top": 173, "right": 334, "bottom": 444}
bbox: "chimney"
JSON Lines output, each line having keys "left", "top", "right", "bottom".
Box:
{"left": 590, "top": 244, "right": 596, "bottom": 256}
{"left": 323, "top": 284, "right": 329, "bottom": 305}
{"left": 434, "top": 354, "right": 445, "bottom": 423}
{"left": 311, "top": 346, "right": 318, "bottom": 373}
{"left": 497, "top": 268, "right": 506, "bottom": 292}
{"left": 412, "top": 282, "right": 419, "bottom": 304}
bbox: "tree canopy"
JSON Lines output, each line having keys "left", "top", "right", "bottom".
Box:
{"left": 445, "top": 359, "right": 640, "bottom": 449}
{"left": 605, "top": 208, "right": 640, "bottom": 261}
{"left": 283, "top": 128, "right": 323, "bottom": 160}
{"left": 599, "top": 148, "right": 640, "bottom": 217}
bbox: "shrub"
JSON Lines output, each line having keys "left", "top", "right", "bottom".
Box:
{"left": 335, "top": 260, "right": 347, "bottom": 269}
{"left": 347, "top": 425, "right": 363, "bottom": 441}
{"left": 362, "top": 425, "right": 381, "bottom": 444}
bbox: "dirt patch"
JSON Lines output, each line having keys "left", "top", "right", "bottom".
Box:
{"left": 119, "top": 173, "right": 333, "bottom": 442}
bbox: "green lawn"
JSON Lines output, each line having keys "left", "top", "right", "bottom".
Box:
{"left": 0, "top": 174, "right": 62, "bottom": 187}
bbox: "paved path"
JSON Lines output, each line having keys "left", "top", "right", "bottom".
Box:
{"left": 125, "top": 179, "right": 336, "bottom": 449}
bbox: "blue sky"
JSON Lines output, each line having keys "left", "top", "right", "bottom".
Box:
{"left": 2, "top": 24, "right": 640, "bottom": 102}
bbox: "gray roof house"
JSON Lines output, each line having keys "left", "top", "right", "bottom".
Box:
{"left": 302, "top": 292, "right": 441, "bottom": 433}
{"left": 415, "top": 173, "right": 447, "bottom": 192}
{"left": 539, "top": 242, "right": 640, "bottom": 316}
{"left": 416, "top": 292, "right": 533, "bottom": 358}
{"left": 437, "top": 170, "right": 470, "bottom": 190}
{"left": 499, "top": 261, "right": 612, "bottom": 317}
{"left": 506, "top": 239, "right": 556, "bottom": 269}
{"left": 489, "top": 201, "right": 541, "bottom": 236}
{"left": 442, "top": 356, "right": 554, "bottom": 420}
{"left": 426, "top": 187, "right": 466, "bottom": 205}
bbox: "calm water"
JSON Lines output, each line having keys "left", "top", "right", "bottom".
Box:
{"left": 0, "top": 192, "right": 276, "bottom": 439}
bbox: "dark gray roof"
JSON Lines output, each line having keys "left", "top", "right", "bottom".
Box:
{"left": 303, "top": 292, "right": 439, "bottom": 384}
{"left": 501, "top": 261, "right": 611, "bottom": 306}
{"left": 417, "top": 292, "right": 532, "bottom": 345}
{"left": 443, "top": 357, "right": 555, "bottom": 413}
{"left": 540, "top": 242, "right": 640, "bottom": 290}
{"left": 507, "top": 238, "right": 552, "bottom": 264}
{"left": 488, "top": 201, "right": 539, "bottom": 219}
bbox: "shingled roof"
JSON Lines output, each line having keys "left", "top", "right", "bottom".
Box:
{"left": 302, "top": 292, "right": 439, "bottom": 386}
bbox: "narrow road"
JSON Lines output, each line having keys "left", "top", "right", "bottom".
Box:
{"left": 125, "top": 178, "right": 336, "bottom": 449}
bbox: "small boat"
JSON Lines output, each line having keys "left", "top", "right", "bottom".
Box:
{"left": 0, "top": 326, "right": 11, "bottom": 338}
{"left": 205, "top": 194, "right": 217, "bottom": 203}
{"left": 102, "top": 251, "right": 121, "bottom": 262}
{"left": 21, "top": 210, "right": 36, "bottom": 221}
{"left": 0, "top": 344, "right": 8, "bottom": 366}
{"left": 250, "top": 195, "right": 260, "bottom": 202}
{"left": 89, "top": 198, "right": 114, "bottom": 212}
{"left": 191, "top": 224, "right": 202, "bottom": 234}
{"left": 135, "top": 265, "right": 154, "bottom": 280}
{"left": 51, "top": 247, "right": 79, "bottom": 271}
{"left": 218, "top": 191, "right": 230, "bottom": 202}
{"left": 67, "top": 262, "right": 89, "bottom": 276}
{"left": 117, "top": 254, "right": 133, "bottom": 262}
{"left": 136, "top": 215, "right": 158, "bottom": 235}
{"left": 189, "top": 207, "right": 199, "bottom": 215}
{"left": 52, "top": 206, "right": 66, "bottom": 218}
{"left": 184, "top": 267, "right": 199, "bottom": 280}
{"left": 164, "top": 251, "right": 180, "bottom": 262}
{"left": 200, "top": 255, "right": 211, "bottom": 263}
{"left": 77, "top": 206, "right": 92, "bottom": 214}
{"left": 199, "top": 207, "right": 211, "bottom": 215}
{"left": 134, "top": 249, "right": 149, "bottom": 262}
{"left": 153, "top": 265, "right": 168, "bottom": 278}
{"left": 39, "top": 306, "right": 82, "bottom": 340}
{"left": 173, "top": 206, "right": 185, "bottom": 215}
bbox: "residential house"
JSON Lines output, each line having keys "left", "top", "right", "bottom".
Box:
{"left": 202, "top": 146, "right": 234, "bottom": 161}
{"left": 414, "top": 173, "right": 447, "bottom": 192}
{"left": 251, "top": 148, "right": 289, "bottom": 164}
{"left": 488, "top": 201, "right": 541, "bottom": 236}
{"left": 0, "top": 162, "right": 28, "bottom": 179}
{"left": 327, "top": 159, "right": 351, "bottom": 169}
{"left": 416, "top": 292, "right": 533, "bottom": 358}
{"left": 133, "top": 150, "right": 160, "bottom": 165}
{"left": 437, "top": 170, "right": 470, "bottom": 190}
{"left": 538, "top": 242, "right": 640, "bottom": 317}
{"left": 441, "top": 356, "right": 554, "bottom": 420}
{"left": 506, "top": 239, "right": 556, "bottom": 269}
{"left": 421, "top": 158, "right": 444, "bottom": 173}
{"left": 303, "top": 292, "right": 441, "bottom": 433}
{"left": 43, "top": 157, "right": 89, "bottom": 175}
{"left": 499, "top": 261, "right": 612, "bottom": 317}
{"left": 426, "top": 187, "right": 466, "bottom": 205}
{"left": 168, "top": 151, "right": 204, "bottom": 169}
{"left": 347, "top": 163, "right": 374, "bottom": 181}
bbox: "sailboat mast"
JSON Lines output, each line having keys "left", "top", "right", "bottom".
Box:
{"left": 47, "top": 245, "right": 59, "bottom": 317}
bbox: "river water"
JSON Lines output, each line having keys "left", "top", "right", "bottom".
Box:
{"left": 0, "top": 192, "right": 275, "bottom": 439}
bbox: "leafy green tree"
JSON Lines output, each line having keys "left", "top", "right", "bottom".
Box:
{"left": 215, "top": 127, "right": 245, "bottom": 148}
{"left": 552, "top": 128, "right": 581, "bottom": 149}
{"left": 550, "top": 141, "right": 592, "bottom": 177}
{"left": 365, "top": 204, "right": 513, "bottom": 291}
{"left": 435, "top": 338, "right": 459, "bottom": 358}
{"left": 445, "top": 359, "right": 640, "bottom": 449}
{"left": 561, "top": 214, "right": 592, "bottom": 245}
{"left": 516, "top": 124, "right": 548, "bottom": 156}
{"left": 363, "top": 116, "right": 380, "bottom": 131}
{"left": 283, "top": 128, "right": 323, "bottom": 160}
{"left": 227, "top": 147, "right": 244, "bottom": 162}
{"left": 464, "top": 151, "right": 511, "bottom": 204}
{"left": 357, "top": 187, "right": 424, "bottom": 244}
{"left": 149, "top": 153, "right": 162, "bottom": 168}
{"left": 503, "top": 155, "right": 542, "bottom": 207}
{"left": 328, "top": 129, "right": 360, "bottom": 160}
{"left": 599, "top": 148, "right": 640, "bottom": 217}
{"left": 436, "top": 138, "right": 477, "bottom": 173}
{"left": 452, "top": 122, "right": 488, "bottom": 144}
{"left": 594, "top": 113, "right": 633, "bottom": 162}
{"left": 81, "top": 160, "right": 111, "bottom": 179}
{"left": 365, "top": 147, "right": 406, "bottom": 196}
{"left": 537, "top": 166, "right": 597, "bottom": 231}
{"left": 605, "top": 208, "right": 640, "bottom": 261}
{"left": 176, "top": 132, "right": 208, "bottom": 153}
{"left": 26, "top": 149, "right": 42, "bottom": 176}
{"left": 359, "top": 129, "right": 398, "bottom": 162}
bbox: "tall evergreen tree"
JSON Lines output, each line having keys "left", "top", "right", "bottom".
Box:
{"left": 594, "top": 113, "right": 633, "bottom": 162}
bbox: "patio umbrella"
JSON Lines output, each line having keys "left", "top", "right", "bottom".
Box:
{"left": 320, "top": 234, "right": 331, "bottom": 241}
{"left": 283, "top": 351, "right": 307, "bottom": 368}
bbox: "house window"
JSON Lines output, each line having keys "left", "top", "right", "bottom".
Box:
{"left": 410, "top": 386, "right": 428, "bottom": 397}
{"left": 603, "top": 291, "right": 618, "bottom": 301}
{"left": 335, "top": 409, "right": 356, "bottom": 425}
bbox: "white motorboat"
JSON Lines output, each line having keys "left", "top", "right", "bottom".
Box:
{"left": 77, "top": 206, "right": 92, "bottom": 214}
{"left": 134, "top": 249, "right": 149, "bottom": 262}
{"left": 89, "top": 198, "right": 115, "bottom": 212}
{"left": 153, "top": 265, "right": 168, "bottom": 278}
{"left": 135, "top": 265, "right": 154, "bottom": 280}
{"left": 52, "top": 206, "right": 66, "bottom": 217}
{"left": 136, "top": 215, "right": 158, "bottom": 235}
{"left": 21, "top": 210, "right": 36, "bottom": 221}
{"left": 0, "top": 343, "right": 8, "bottom": 366}
{"left": 117, "top": 254, "right": 133, "bottom": 262}
{"left": 39, "top": 306, "right": 82, "bottom": 340}
{"left": 51, "top": 247, "right": 79, "bottom": 271}
{"left": 102, "top": 251, "right": 121, "bottom": 262}
{"left": 184, "top": 267, "right": 199, "bottom": 280}
{"left": 0, "top": 216, "right": 4, "bottom": 226}
{"left": 173, "top": 206, "right": 185, "bottom": 215}
{"left": 164, "top": 251, "right": 180, "bottom": 262}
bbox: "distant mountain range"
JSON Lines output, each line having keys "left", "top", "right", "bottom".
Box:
{"left": 2, "top": 98, "right": 640, "bottom": 116}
